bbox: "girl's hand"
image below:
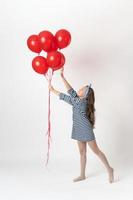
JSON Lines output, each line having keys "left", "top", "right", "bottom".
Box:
{"left": 49, "top": 85, "right": 54, "bottom": 92}
{"left": 60, "top": 67, "right": 64, "bottom": 77}
{"left": 48, "top": 85, "right": 60, "bottom": 96}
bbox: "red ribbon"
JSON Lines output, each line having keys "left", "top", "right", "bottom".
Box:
{"left": 44, "top": 68, "right": 53, "bottom": 166}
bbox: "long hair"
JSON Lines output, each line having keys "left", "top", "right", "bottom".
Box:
{"left": 86, "top": 87, "right": 96, "bottom": 129}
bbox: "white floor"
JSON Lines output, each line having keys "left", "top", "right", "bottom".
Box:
{"left": 0, "top": 158, "right": 133, "bottom": 200}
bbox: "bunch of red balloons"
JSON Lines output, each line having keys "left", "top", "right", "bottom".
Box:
{"left": 27, "top": 29, "right": 71, "bottom": 74}
{"left": 27, "top": 29, "right": 71, "bottom": 166}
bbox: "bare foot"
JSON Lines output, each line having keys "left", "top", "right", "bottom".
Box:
{"left": 108, "top": 167, "right": 114, "bottom": 183}
{"left": 73, "top": 175, "right": 86, "bottom": 182}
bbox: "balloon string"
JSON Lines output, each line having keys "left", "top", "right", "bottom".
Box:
{"left": 45, "top": 74, "right": 49, "bottom": 82}
{"left": 45, "top": 68, "right": 53, "bottom": 166}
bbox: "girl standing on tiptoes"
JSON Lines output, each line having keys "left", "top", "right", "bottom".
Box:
{"left": 49, "top": 67, "right": 114, "bottom": 183}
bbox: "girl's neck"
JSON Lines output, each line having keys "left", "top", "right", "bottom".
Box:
{"left": 79, "top": 96, "right": 86, "bottom": 100}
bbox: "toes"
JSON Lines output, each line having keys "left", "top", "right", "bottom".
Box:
{"left": 109, "top": 168, "right": 114, "bottom": 183}
{"left": 73, "top": 176, "right": 86, "bottom": 182}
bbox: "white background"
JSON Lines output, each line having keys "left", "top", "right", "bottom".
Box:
{"left": 0, "top": 0, "right": 133, "bottom": 199}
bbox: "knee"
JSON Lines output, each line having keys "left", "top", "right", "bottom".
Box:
{"left": 79, "top": 149, "right": 87, "bottom": 156}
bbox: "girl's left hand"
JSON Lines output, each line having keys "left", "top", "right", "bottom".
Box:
{"left": 49, "top": 85, "right": 54, "bottom": 91}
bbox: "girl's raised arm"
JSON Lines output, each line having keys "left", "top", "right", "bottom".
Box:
{"left": 49, "top": 85, "right": 73, "bottom": 105}
{"left": 60, "top": 67, "right": 72, "bottom": 91}
{"left": 49, "top": 85, "right": 60, "bottom": 96}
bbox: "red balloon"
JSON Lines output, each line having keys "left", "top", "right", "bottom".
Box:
{"left": 55, "top": 29, "right": 71, "bottom": 49}
{"left": 27, "top": 35, "right": 42, "bottom": 53}
{"left": 32, "top": 56, "right": 49, "bottom": 74}
{"left": 47, "top": 37, "right": 58, "bottom": 52}
{"left": 47, "top": 51, "right": 63, "bottom": 69}
{"left": 53, "top": 53, "right": 65, "bottom": 71}
{"left": 59, "top": 53, "right": 65, "bottom": 67}
{"left": 38, "top": 31, "right": 55, "bottom": 52}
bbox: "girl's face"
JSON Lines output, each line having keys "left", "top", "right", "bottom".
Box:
{"left": 77, "top": 86, "right": 87, "bottom": 97}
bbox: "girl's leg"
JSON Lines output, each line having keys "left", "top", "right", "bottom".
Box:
{"left": 87, "top": 140, "right": 114, "bottom": 183}
{"left": 73, "top": 141, "right": 87, "bottom": 182}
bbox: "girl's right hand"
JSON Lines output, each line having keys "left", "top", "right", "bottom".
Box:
{"left": 60, "top": 67, "right": 64, "bottom": 77}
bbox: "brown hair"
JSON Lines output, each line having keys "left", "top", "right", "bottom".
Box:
{"left": 86, "top": 87, "right": 96, "bottom": 129}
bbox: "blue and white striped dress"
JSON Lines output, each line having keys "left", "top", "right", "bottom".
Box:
{"left": 59, "top": 88, "right": 96, "bottom": 142}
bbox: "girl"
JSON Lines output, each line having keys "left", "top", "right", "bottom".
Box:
{"left": 49, "top": 68, "right": 114, "bottom": 183}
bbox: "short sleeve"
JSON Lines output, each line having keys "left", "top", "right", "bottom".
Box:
{"left": 67, "top": 88, "right": 77, "bottom": 98}
{"left": 59, "top": 92, "right": 73, "bottom": 105}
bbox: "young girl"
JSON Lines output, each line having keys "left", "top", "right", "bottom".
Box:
{"left": 49, "top": 68, "right": 114, "bottom": 183}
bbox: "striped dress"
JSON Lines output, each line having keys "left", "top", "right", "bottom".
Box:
{"left": 59, "top": 88, "right": 96, "bottom": 142}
